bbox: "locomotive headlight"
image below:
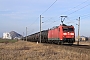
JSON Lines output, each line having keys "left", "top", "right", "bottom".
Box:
{"left": 63, "top": 33, "right": 67, "bottom": 35}
{"left": 70, "top": 33, "right": 74, "bottom": 35}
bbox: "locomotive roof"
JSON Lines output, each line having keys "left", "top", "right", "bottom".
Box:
{"left": 49, "top": 24, "right": 74, "bottom": 30}
{"left": 50, "top": 26, "right": 59, "bottom": 30}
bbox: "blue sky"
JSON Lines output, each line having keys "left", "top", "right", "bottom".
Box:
{"left": 0, "top": 0, "right": 90, "bottom": 37}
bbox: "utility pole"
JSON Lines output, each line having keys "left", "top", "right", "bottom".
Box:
{"left": 26, "top": 27, "right": 27, "bottom": 41}
{"left": 40, "top": 15, "right": 44, "bottom": 43}
{"left": 60, "top": 16, "right": 67, "bottom": 24}
{"left": 40, "top": 15, "right": 41, "bottom": 43}
{"left": 23, "top": 32, "right": 24, "bottom": 41}
{"left": 77, "top": 17, "right": 80, "bottom": 45}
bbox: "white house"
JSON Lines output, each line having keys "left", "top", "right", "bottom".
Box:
{"left": 3, "top": 32, "right": 12, "bottom": 39}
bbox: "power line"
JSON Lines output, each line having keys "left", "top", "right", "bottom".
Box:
{"left": 68, "top": 4, "right": 90, "bottom": 15}
{"left": 55, "top": 0, "right": 90, "bottom": 26}
{"left": 42, "top": 0, "right": 89, "bottom": 25}
{"left": 42, "top": 19, "right": 59, "bottom": 28}
{"left": 61, "top": 0, "right": 89, "bottom": 14}
{"left": 27, "top": 0, "right": 57, "bottom": 31}
{"left": 41, "top": 0, "right": 57, "bottom": 15}
{"left": 80, "top": 13, "right": 90, "bottom": 17}
{"left": 29, "top": 17, "right": 39, "bottom": 26}
{"left": 59, "top": 2, "right": 90, "bottom": 22}
{"left": 29, "top": 0, "right": 90, "bottom": 35}
{"left": 31, "top": 0, "right": 89, "bottom": 28}
{"left": 81, "top": 15, "right": 90, "bottom": 19}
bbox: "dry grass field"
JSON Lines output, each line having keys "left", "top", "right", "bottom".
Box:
{"left": 0, "top": 40, "right": 90, "bottom": 60}
{"left": 74, "top": 41, "right": 90, "bottom": 45}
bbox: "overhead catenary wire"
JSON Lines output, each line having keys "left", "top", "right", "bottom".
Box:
{"left": 27, "top": 0, "right": 57, "bottom": 27}
{"left": 68, "top": 3, "right": 90, "bottom": 15}
{"left": 27, "top": 0, "right": 57, "bottom": 34}
{"left": 80, "top": 13, "right": 90, "bottom": 17}
{"left": 60, "top": 0, "right": 89, "bottom": 15}
{"left": 31, "top": 0, "right": 89, "bottom": 28}
{"left": 65, "top": 13, "right": 90, "bottom": 21}
{"left": 42, "top": 0, "right": 90, "bottom": 34}
{"left": 41, "top": 0, "right": 57, "bottom": 15}
{"left": 28, "top": 17, "right": 39, "bottom": 27}
{"left": 81, "top": 15, "right": 90, "bottom": 19}
{"left": 29, "top": 0, "right": 90, "bottom": 35}
{"left": 60, "top": 0, "right": 90, "bottom": 16}
{"left": 63, "top": 13, "right": 90, "bottom": 24}
{"left": 42, "top": 0, "right": 89, "bottom": 26}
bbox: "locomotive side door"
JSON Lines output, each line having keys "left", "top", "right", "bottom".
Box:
{"left": 58, "top": 27, "right": 60, "bottom": 40}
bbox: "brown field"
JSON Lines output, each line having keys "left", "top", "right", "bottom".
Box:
{"left": 0, "top": 40, "right": 90, "bottom": 60}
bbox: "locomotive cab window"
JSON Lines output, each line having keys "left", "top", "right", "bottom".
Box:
{"left": 63, "top": 27, "right": 74, "bottom": 32}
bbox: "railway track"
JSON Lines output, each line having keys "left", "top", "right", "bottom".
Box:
{"left": 41, "top": 42, "right": 90, "bottom": 49}
{"left": 41, "top": 42, "right": 90, "bottom": 55}
{"left": 70, "top": 44, "right": 90, "bottom": 49}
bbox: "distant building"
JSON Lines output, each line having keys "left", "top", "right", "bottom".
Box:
{"left": 80, "top": 36, "right": 88, "bottom": 41}
{"left": 3, "top": 32, "right": 12, "bottom": 39}
{"left": 75, "top": 36, "right": 88, "bottom": 41}
{"left": 3, "top": 31, "right": 22, "bottom": 40}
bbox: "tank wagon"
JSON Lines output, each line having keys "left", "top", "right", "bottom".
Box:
{"left": 23, "top": 24, "right": 75, "bottom": 45}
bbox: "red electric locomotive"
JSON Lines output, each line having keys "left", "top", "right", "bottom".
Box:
{"left": 48, "top": 24, "right": 75, "bottom": 44}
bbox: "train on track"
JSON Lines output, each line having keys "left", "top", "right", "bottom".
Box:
{"left": 23, "top": 24, "right": 75, "bottom": 45}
